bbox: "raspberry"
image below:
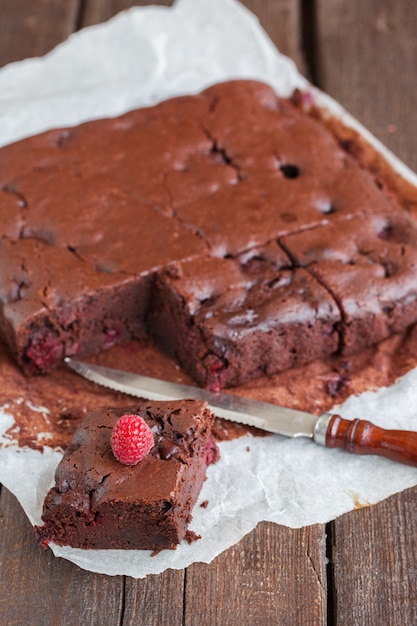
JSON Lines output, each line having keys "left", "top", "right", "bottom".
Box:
{"left": 110, "top": 414, "right": 154, "bottom": 465}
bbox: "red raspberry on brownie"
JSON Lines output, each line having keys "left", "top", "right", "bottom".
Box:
{"left": 110, "top": 414, "right": 154, "bottom": 465}
{"left": 34, "top": 401, "right": 219, "bottom": 551}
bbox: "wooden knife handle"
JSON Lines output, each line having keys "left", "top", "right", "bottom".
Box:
{"left": 326, "top": 414, "right": 417, "bottom": 467}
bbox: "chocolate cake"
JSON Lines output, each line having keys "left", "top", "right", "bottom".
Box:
{"left": 148, "top": 242, "right": 341, "bottom": 389}
{"left": 1, "top": 79, "right": 417, "bottom": 388}
{"left": 34, "top": 400, "right": 219, "bottom": 551}
{"left": 281, "top": 209, "right": 417, "bottom": 354}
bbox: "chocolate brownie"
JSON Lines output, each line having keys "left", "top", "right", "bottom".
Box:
{"left": 0, "top": 231, "right": 204, "bottom": 373}
{"left": 281, "top": 209, "right": 417, "bottom": 354}
{"left": 0, "top": 205, "right": 205, "bottom": 374}
{"left": 34, "top": 400, "right": 219, "bottom": 551}
{"left": 148, "top": 242, "right": 341, "bottom": 390}
{"left": 0, "top": 238, "right": 146, "bottom": 373}
{"left": 1, "top": 79, "right": 416, "bottom": 385}
{"left": 175, "top": 83, "right": 396, "bottom": 256}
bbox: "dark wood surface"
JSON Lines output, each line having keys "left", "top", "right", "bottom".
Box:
{"left": 1, "top": 1, "right": 417, "bottom": 624}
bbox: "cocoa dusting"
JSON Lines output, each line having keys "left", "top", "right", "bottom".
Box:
{"left": 2, "top": 327, "right": 417, "bottom": 453}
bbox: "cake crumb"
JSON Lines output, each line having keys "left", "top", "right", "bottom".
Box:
{"left": 200, "top": 499, "right": 209, "bottom": 508}
{"left": 185, "top": 530, "right": 201, "bottom": 544}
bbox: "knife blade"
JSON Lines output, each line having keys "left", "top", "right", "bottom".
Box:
{"left": 65, "top": 357, "right": 417, "bottom": 467}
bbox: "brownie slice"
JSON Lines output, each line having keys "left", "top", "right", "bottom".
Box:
{"left": 0, "top": 209, "right": 205, "bottom": 374}
{"left": 148, "top": 242, "right": 341, "bottom": 390}
{"left": 34, "top": 400, "right": 219, "bottom": 551}
{"left": 281, "top": 210, "right": 417, "bottom": 354}
{"left": 0, "top": 238, "right": 150, "bottom": 374}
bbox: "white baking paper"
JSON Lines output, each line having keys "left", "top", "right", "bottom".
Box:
{"left": 1, "top": 0, "right": 417, "bottom": 578}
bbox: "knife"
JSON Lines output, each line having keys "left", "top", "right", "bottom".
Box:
{"left": 65, "top": 357, "right": 417, "bottom": 467}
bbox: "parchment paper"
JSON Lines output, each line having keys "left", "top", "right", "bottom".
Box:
{"left": 1, "top": 0, "right": 417, "bottom": 578}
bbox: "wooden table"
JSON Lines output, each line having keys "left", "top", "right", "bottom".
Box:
{"left": 1, "top": 1, "right": 417, "bottom": 624}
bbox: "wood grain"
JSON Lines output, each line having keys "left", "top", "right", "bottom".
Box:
{"left": 123, "top": 569, "right": 185, "bottom": 625}
{"left": 316, "top": 1, "right": 417, "bottom": 623}
{"left": 185, "top": 522, "right": 327, "bottom": 625}
{"left": 325, "top": 415, "right": 417, "bottom": 467}
{"left": 0, "top": 491, "right": 328, "bottom": 625}
{"left": 0, "top": 488, "right": 124, "bottom": 626}
{"left": 0, "top": 487, "right": 186, "bottom": 625}
{"left": 315, "top": 0, "right": 417, "bottom": 170}
{"left": 331, "top": 488, "right": 417, "bottom": 625}
{"left": 0, "top": 0, "right": 81, "bottom": 67}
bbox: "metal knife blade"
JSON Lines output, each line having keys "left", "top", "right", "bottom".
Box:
{"left": 64, "top": 357, "right": 325, "bottom": 439}
{"left": 65, "top": 357, "right": 417, "bottom": 467}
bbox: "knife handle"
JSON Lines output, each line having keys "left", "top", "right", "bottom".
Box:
{"left": 325, "top": 414, "right": 417, "bottom": 467}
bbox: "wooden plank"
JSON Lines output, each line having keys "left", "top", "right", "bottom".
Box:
{"left": 123, "top": 571, "right": 185, "bottom": 626}
{"left": 184, "top": 522, "right": 327, "bottom": 625}
{"left": 317, "top": 1, "right": 417, "bottom": 622}
{"left": 0, "top": 0, "right": 80, "bottom": 67}
{"left": 315, "top": 0, "right": 417, "bottom": 170}
{"left": 0, "top": 487, "right": 124, "bottom": 626}
{"left": 331, "top": 488, "right": 417, "bottom": 625}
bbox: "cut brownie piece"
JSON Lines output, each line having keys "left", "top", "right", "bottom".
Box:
{"left": 281, "top": 210, "right": 417, "bottom": 354}
{"left": 0, "top": 207, "right": 205, "bottom": 374}
{"left": 34, "top": 400, "right": 219, "bottom": 551}
{"left": 0, "top": 238, "right": 151, "bottom": 374}
{"left": 148, "top": 242, "right": 341, "bottom": 390}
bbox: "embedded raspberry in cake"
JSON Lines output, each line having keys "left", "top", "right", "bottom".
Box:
{"left": 24, "top": 329, "right": 65, "bottom": 373}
